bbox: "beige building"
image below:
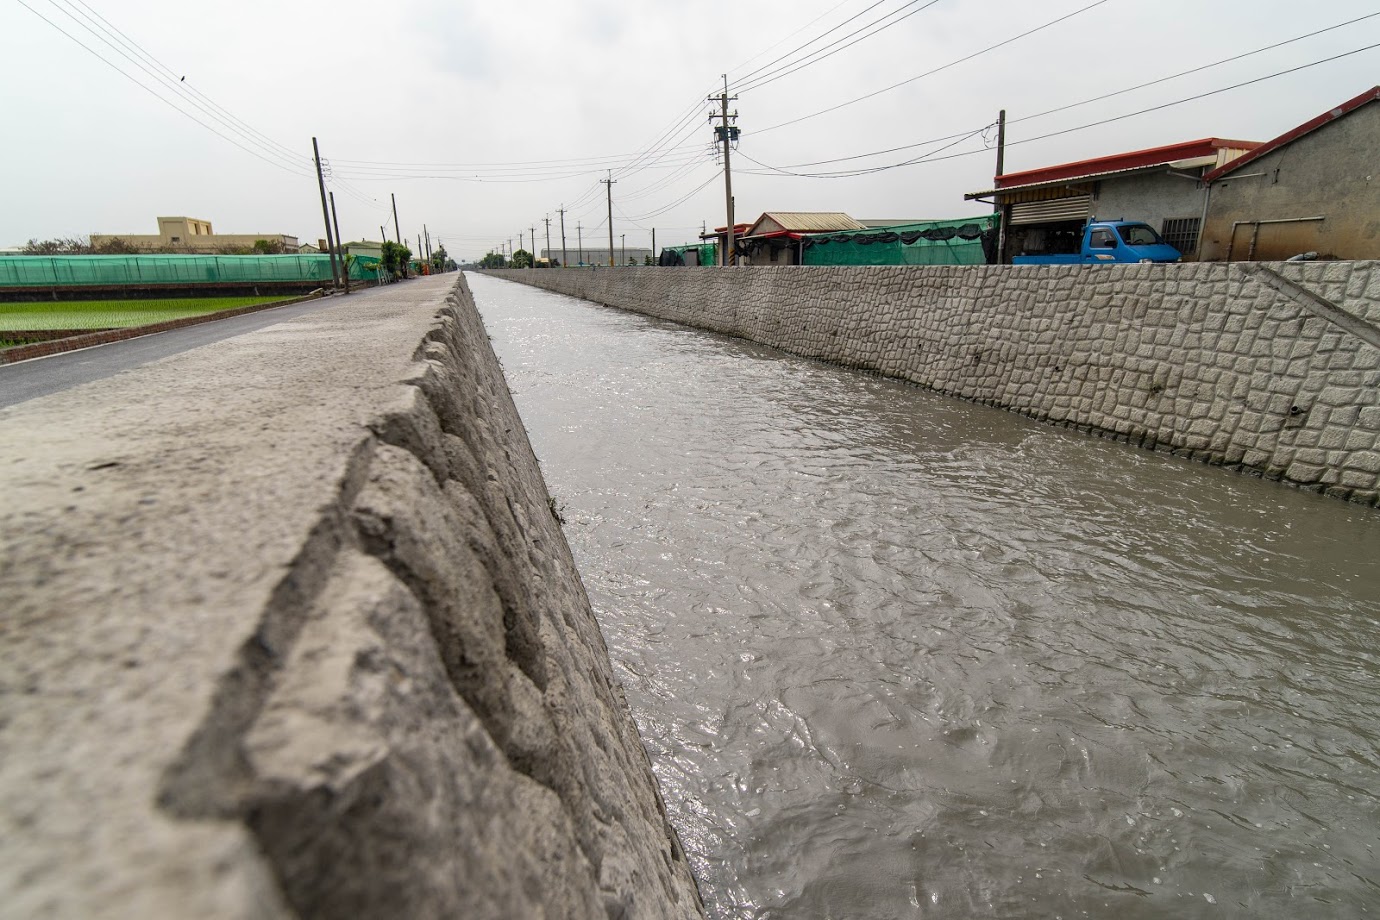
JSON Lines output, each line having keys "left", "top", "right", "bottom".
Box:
{"left": 1199, "top": 86, "right": 1380, "bottom": 262}
{"left": 91, "top": 216, "right": 299, "bottom": 252}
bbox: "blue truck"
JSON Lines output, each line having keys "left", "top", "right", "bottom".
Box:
{"left": 1013, "top": 220, "right": 1181, "bottom": 265}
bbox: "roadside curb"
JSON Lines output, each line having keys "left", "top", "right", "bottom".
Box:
{"left": 0, "top": 289, "right": 329, "bottom": 365}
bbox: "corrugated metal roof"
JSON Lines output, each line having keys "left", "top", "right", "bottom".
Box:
{"left": 749, "top": 212, "right": 866, "bottom": 234}
{"left": 1202, "top": 85, "right": 1379, "bottom": 182}
{"left": 991, "top": 138, "right": 1259, "bottom": 189}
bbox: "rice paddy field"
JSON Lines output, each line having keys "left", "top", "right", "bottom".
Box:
{"left": 0, "top": 296, "right": 288, "bottom": 333}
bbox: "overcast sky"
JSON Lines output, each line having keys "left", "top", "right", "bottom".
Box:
{"left": 3, "top": 0, "right": 1377, "bottom": 259}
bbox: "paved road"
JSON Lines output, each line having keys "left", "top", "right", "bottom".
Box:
{"left": 0, "top": 292, "right": 352, "bottom": 410}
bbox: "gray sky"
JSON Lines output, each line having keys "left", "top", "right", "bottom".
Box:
{"left": 3, "top": 0, "right": 1378, "bottom": 259}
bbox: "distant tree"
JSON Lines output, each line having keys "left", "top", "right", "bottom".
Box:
{"left": 252, "top": 239, "right": 285, "bottom": 254}
{"left": 430, "top": 244, "right": 450, "bottom": 272}
{"left": 643, "top": 254, "right": 654, "bottom": 266}
{"left": 626, "top": 257, "right": 638, "bottom": 266}
{"left": 22, "top": 237, "right": 91, "bottom": 254}
{"left": 512, "top": 248, "right": 533, "bottom": 269}
{"left": 381, "top": 240, "right": 413, "bottom": 276}
{"left": 478, "top": 251, "right": 506, "bottom": 269}
{"left": 92, "top": 237, "right": 140, "bottom": 254}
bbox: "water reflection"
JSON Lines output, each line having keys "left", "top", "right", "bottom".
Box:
{"left": 469, "top": 273, "right": 1380, "bottom": 920}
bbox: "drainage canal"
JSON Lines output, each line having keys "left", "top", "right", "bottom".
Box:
{"left": 469, "top": 273, "right": 1380, "bottom": 920}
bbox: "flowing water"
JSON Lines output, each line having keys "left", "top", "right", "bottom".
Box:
{"left": 467, "top": 273, "right": 1380, "bottom": 919}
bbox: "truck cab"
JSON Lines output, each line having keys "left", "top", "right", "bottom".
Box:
{"left": 1013, "top": 220, "right": 1181, "bottom": 265}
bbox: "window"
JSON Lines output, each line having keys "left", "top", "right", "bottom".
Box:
{"left": 1090, "top": 229, "right": 1116, "bottom": 248}
{"left": 1117, "top": 224, "right": 1165, "bottom": 246}
{"left": 1160, "top": 217, "right": 1200, "bottom": 255}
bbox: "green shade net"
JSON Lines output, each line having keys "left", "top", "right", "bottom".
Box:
{"left": 661, "top": 243, "right": 718, "bottom": 266}
{"left": 0, "top": 254, "right": 376, "bottom": 287}
{"left": 801, "top": 215, "right": 998, "bottom": 266}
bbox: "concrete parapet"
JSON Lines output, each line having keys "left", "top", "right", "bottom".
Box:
{"left": 490, "top": 263, "right": 1380, "bottom": 506}
{"left": 0, "top": 275, "right": 702, "bottom": 918}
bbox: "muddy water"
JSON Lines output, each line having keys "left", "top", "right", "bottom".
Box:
{"left": 467, "top": 273, "right": 1380, "bottom": 920}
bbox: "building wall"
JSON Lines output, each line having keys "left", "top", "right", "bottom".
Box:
{"left": 1201, "top": 102, "right": 1380, "bottom": 261}
{"left": 1090, "top": 170, "right": 1205, "bottom": 231}
{"left": 489, "top": 262, "right": 1380, "bottom": 506}
{"left": 92, "top": 216, "right": 300, "bottom": 252}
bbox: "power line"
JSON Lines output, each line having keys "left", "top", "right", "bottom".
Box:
{"left": 723, "top": 0, "right": 856, "bottom": 81}
{"left": 736, "top": 0, "right": 944, "bottom": 95}
{"left": 736, "top": 42, "right": 1380, "bottom": 179}
{"left": 739, "top": 14, "right": 1380, "bottom": 175}
{"left": 17, "top": 0, "right": 311, "bottom": 177}
{"left": 731, "top": 0, "right": 899, "bottom": 88}
{"left": 61, "top": 0, "right": 307, "bottom": 165}
{"left": 39, "top": 0, "right": 309, "bottom": 173}
{"left": 756, "top": 0, "right": 1113, "bottom": 135}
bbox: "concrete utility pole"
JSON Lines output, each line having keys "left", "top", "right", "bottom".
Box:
{"left": 711, "top": 75, "right": 738, "bottom": 267}
{"left": 530, "top": 225, "right": 536, "bottom": 265}
{"left": 651, "top": 228, "right": 656, "bottom": 264}
{"left": 312, "top": 137, "right": 340, "bottom": 289}
{"left": 559, "top": 207, "right": 567, "bottom": 267}
{"left": 544, "top": 215, "right": 551, "bottom": 266}
{"left": 380, "top": 225, "right": 387, "bottom": 244}
{"left": 602, "top": 170, "right": 616, "bottom": 267}
{"left": 424, "top": 224, "right": 431, "bottom": 262}
{"left": 391, "top": 193, "right": 402, "bottom": 245}
{"left": 620, "top": 233, "right": 625, "bottom": 267}
{"left": 995, "top": 109, "right": 1008, "bottom": 264}
{"left": 329, "top": 191, "right": 350, "bottom": 294}
{"left": 577, "top": 222, "right": 583, "bottom": 266}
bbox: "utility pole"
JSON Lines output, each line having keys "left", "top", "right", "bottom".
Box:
{"left": 559, "top": 207, "right": 567, "bottom": 268}
{"left": 329, "top": 191, "right": 350, "bottom": 294}
{"left": 620, "top": 233, "right": 625, "bottom": 267}
{"left": 529, "top": 225, "right": 536, "bottom": 265}
{"left": 711, "top": 75, "right": 738, "bottom": 266}
{"left": 424, "top": 224, "right": 431, "bottom": 262}
{"left": 311, "top": 137, "right": 340, "bottom": 289}
{"left": 602, "top": 170, "right": 616, "bottom": 267}
{"left": 651, "top": 227, "right": 656, "bottom": 264}
{"left": 544, "top": 215, "right": 551, "bottom": 266}
{"left": 995, "top": 108, "right": 1008, "bottom": 264}
{"left": 391, "top": 193, "right": 401, "bottom": 245}
{"left": 379, "top": 225, "right": 387, "bottom": 244}
{"left": 577, "top": 222, "right": 583, "bottom": 266}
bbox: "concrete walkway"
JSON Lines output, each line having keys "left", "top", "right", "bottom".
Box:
{"left": 0, "top": 273, "right": 701, "bottom": 919}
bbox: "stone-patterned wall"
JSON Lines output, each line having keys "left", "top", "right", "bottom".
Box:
{"left": 486, "top": 262, "right": 1380, "bottom": 506}
{"left": 0, "top": 274, "right": 703, "bottom": 918}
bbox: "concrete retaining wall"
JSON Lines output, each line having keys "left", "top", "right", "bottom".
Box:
{"left": 0, "top": 274, "right": 703, "bottom": 918}
{"left": 487, "top": 263, "right": 1380, "bottom": 506}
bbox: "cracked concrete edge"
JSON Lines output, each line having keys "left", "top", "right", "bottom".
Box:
{"left": 0, "top": 273, "right": 703, "bottom": 919}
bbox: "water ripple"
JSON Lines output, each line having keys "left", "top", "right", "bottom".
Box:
{"left": 471, "top": 274, "right": 1380, "bottom": 920}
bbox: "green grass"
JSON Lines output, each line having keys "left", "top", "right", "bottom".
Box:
{"left": 0, "top": 296, "right": 289, "bottom": 332}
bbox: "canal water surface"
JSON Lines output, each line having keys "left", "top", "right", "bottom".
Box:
{"left": 467, "top": 273, "right": 1380, "bottom": 920}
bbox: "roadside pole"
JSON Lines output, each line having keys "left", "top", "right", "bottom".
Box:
{"left": 312, "top": 137, "right": 340, "bottom": 289}
{"left": 329, "top": 191, "right": 350, "bottom": 294}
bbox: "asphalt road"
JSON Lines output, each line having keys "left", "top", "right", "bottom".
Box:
{"left": 0, "top": 293, "right": 348, "bottom": 410}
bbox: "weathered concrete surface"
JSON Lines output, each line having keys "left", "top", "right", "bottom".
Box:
{"left": 0, "top": 275, "right": 702, "bottom": 919}
{"left": 489, "top": 262, "right": 1380, "bottom": 505}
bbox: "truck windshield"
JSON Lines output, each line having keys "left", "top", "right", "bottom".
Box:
{"left": 1117, "top": 224, "right": 1165, "bottom": 246}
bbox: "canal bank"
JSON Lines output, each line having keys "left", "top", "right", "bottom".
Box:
{"left": 485, "top": 262, "right": 1380, "bottom": 506}
{"left": 0, "top": 275, "right": 702, "bottom": 918}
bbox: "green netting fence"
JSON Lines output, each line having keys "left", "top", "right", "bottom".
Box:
{"left": 0, "top": 254, "right": 378, "bottom": 288}
{"left": 658, "top": 243, "right": 718, "bottom": 267}
{"left": 800, "top": 215, "right": 999, "bottom": 266}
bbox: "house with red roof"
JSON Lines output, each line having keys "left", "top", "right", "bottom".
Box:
{"left": 1198, "top": 86, "right": 1380, "bottom": 262}
{"left": 966, "top": 138, "right": 1258, "bottom": 263}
